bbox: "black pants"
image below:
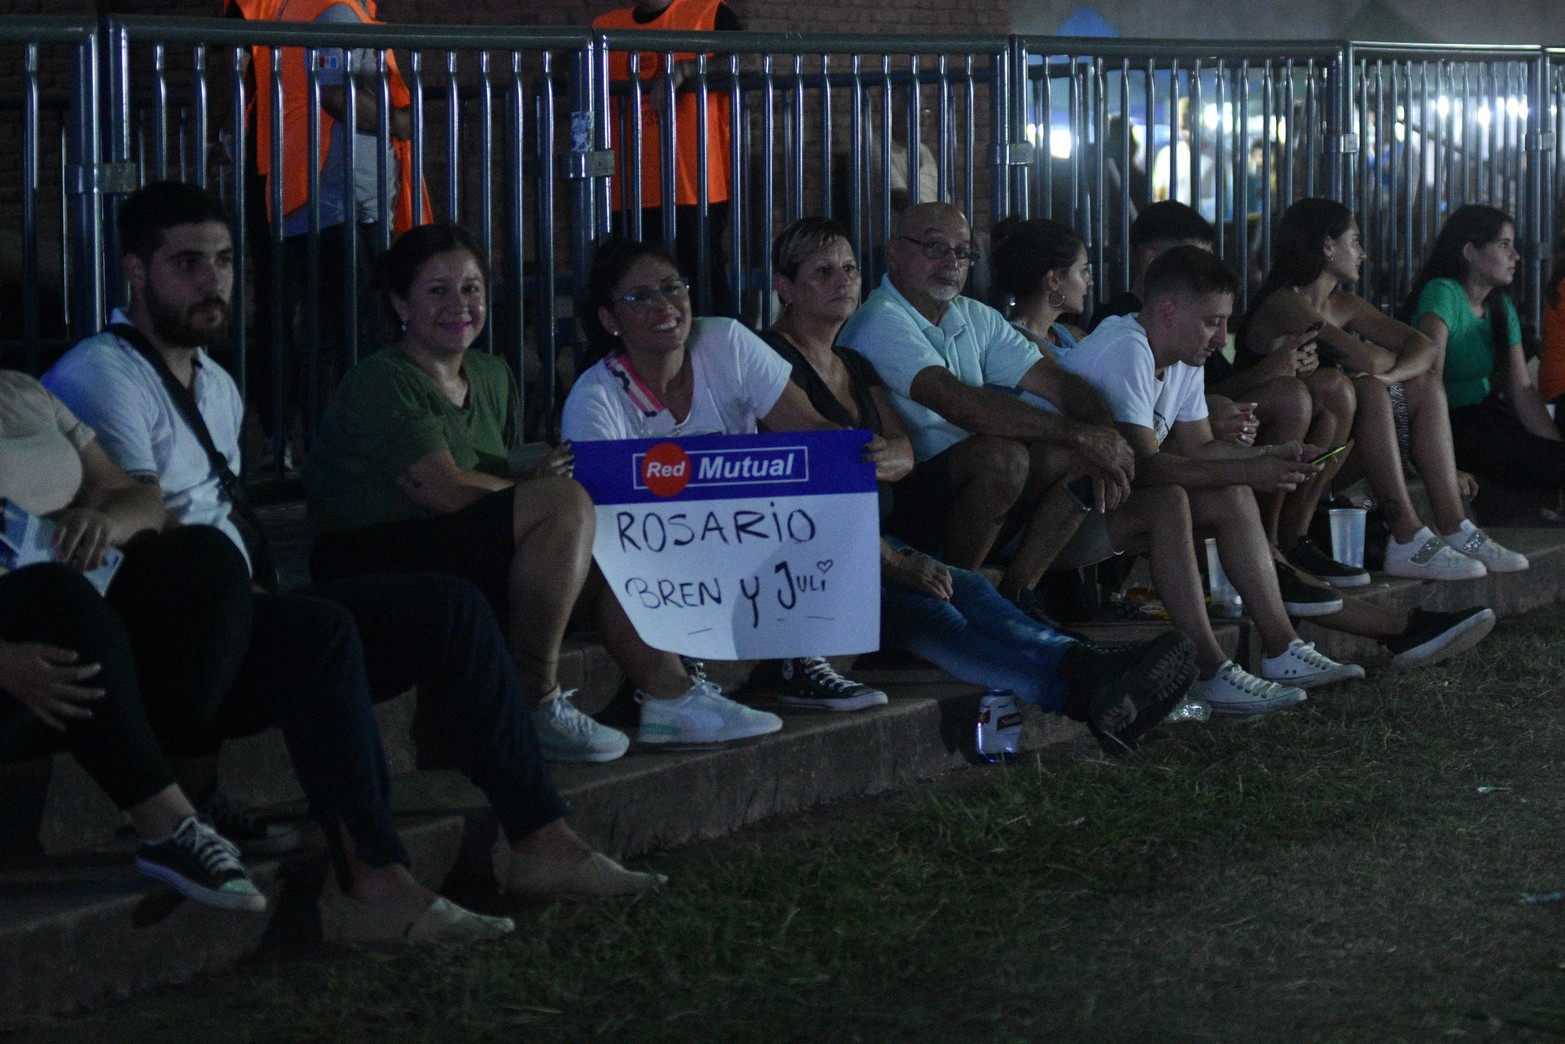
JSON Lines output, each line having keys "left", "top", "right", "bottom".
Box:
{"left": 1450, "top": 397, "right": 1565, "bottom": 490}
{"left": 0, "top": 526, "right": 253, "bottom": 811}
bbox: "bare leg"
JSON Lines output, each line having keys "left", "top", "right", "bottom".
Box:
{"left": 938, "top": 435, "right": 1029, "bottom": 571}
{"left": 1402, "top": 370, "right": 1468, "bottom": 535}
{"left": 1277, "top": 369, "right": 1357, "bottom": 544}
{"left": 1189, "top": 485, "right": 1298, "bottom": 659}
{"left": 508, "top": 477, "right": 596, "bottom": 704}
{"left": 1106, "top": 486, "right": 1229, "bottom": 675}
{"left": 996, "top": 441, "right": 1084, "bottom": 599}
{"left": 124, "top": 783, "right": 199, "bottom": 841}
{"left": 1351, "top": 374, "right": 1426, "bottom": 544}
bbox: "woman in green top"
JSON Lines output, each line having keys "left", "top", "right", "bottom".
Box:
{"left": 1404, "top": 203, "right": 1565, "bottom": 496}
{"left": 306, "top": 223, "right": 738, "bottom": 764}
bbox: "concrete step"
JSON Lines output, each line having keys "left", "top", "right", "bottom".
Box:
{"left": 0, "top": 677, "right": 1077, "bottom": 1031}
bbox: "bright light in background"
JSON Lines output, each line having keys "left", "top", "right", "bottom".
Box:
{"left": 1050, "top": 127, "right": 1074, "bottom": 159}
{"left": 1274, "top": 117, "right": 1288, "bottom": 144}
{"left": 1436, "top": 95, "right": 1451, "bottom": 119}
{"left": 1506, "top": 96, "right": 1528, "bottom": 119}
{"left": 1201, "top": 102, "right": 1234, "bottom": 133}
{"left": 1024, "top": 122, "right": 1039, "bottom": 144}
{"left": 1477, "top": 104, "right": 1492, "bottom": 127}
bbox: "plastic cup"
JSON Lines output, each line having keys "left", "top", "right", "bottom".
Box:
{"left": 1204, "top": 537, "right": 1242, "bottom": 617}
{"left": 1328, "top": 507, "right": 1367, "bottom": 568}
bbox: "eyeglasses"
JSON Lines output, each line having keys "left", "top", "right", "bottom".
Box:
{"left": 615, "top": 279, "right": 691, "bottom": 310}
{"left": 897, "top": 236, "right": 980, "bottom": 265}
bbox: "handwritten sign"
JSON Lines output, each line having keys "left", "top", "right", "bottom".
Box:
{"left": 571, "top": 429, "right": 881, "bottom": 659}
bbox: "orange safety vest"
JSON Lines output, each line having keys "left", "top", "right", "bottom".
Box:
{"left": 592, "top": 0, "right": 732, "bottom": 210}
{"left": 242, "top": 0, "right": 429, "bottom": 233}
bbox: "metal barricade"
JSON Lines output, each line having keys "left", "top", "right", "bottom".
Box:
{"left": 1011, "top": 37, "right": 1346, "bottom": 313}
{"left": 593, "top": 29, "right": 1011, "bottom": 326}
{"left": 1339, "top": 43, "right": 1547, "bottom": 322}
{"left": 5, "top": 17, "right": 1565, "bottom": 450}
{"left": 0, "top": 19, "right": 99, "bottom": 372}
{"left": 100, "top": 15, "right": 597, "bottom": 460}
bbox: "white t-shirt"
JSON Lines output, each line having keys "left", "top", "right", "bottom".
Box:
{"left": 43, "top": 310, "right": 250, "bottom": 567}
{"left": 1058, "top": 313, "right": 1207, "bottom": 446}
{"left": 838, "top": 275, "right": 1041, "bottom": 461}
{"left": 562, "top": 317, "right": 792, "bottom": 441}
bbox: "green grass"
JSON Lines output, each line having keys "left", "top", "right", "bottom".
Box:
{"left": 40, "top": 608, "right": 1565, "bottom": 1043}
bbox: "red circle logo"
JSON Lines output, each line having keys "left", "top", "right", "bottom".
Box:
{"left": 641, "top": 442, "right": 691, "bottom": 497}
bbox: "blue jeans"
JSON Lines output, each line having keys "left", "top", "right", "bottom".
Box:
{"left": 880, "top": 539, "right": 1077, "bottom": 713}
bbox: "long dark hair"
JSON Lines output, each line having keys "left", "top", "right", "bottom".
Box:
{"left": 990, "top": 216, "right": 1087, "bottom": 307}
{"left": 1238, "top": 197, "right": 1355, "bottom": 351}
{"left": 1400, "top": 204, "right": 1514, "bottom": 359}
{"left": 580, "top": 236, "right": 682, "bottom": 365}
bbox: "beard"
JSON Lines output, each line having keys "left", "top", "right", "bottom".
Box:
{"left": 144, "top": 280, "right": 231, "bottom": 348}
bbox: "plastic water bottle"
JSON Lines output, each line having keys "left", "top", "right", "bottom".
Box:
{"left": 976, "top": 690, "right": 1022, "bottom": 763}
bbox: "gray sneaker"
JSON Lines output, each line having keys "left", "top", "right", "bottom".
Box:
{"left": 1191, "top": 660, "right": 1307, "bottom": 717}
{"left": 637, "top": 680, "right": 783, "bottom": 747}
{"left": 532, "top": 691, "right": 630, "bottom": 763}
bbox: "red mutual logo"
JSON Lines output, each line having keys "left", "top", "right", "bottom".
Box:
{"left": 640, "top": 442, "right": 691, "bottom": 497}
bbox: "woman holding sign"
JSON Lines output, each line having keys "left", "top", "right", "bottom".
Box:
{"left": 308, "top": 223, "right": 777, "bottom": 753}
{"left": 564, "top": 236, "right": 890, "bottom": 714}
{"left": 0, "top": 369, "right": 265, "bottom": 909}
{"left": 756, "top": 218, "right": 1201, "bottom": 753}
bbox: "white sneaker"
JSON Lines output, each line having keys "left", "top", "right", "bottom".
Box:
{"left": 1261, "top": 639, "right": 1365, "bottom": 689}
{"left": 532, "top": 691, "right": 630, "bottom": 763}
{"left": 1443, "top": 520, "right": 1529, "bottom": 573}
{"left": 637, "top": 680, "right": 784, "bottom": 747}
{"left": 1191, "top": 660, "right": 1307, "bottom": 717}
{"left": 1382, "top": 526, "right": 1487, "bottom": 581}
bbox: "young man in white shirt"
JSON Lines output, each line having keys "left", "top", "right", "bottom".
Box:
{"left": 1059, "top": 245, "right": 1365, "bottom": 714}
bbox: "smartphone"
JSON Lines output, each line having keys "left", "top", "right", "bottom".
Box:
{"left": 1309, "top": 444, "right": 1348, "bottom": 466}
{"left": 1064, "top": 474, "right": 1097, "bottom": 513}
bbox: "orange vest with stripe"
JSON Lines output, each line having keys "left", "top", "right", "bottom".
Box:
{"left": 243, "top": 0, "right": 429, "bottom": 233}
{"left": 592, "top": 0, "right": 732, "bottom": 209}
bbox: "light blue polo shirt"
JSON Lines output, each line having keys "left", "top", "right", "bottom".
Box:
{"left": 838, "top": 275, "right": 1042, "bottom": 461}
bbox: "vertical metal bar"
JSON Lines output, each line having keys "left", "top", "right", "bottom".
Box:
{"left": 229, "top": 43, "right": 249, "bottom": 399}
{"left": 849, "top": 53, "right": 865, "bottom": 266}
{"left": 819, "top": 52, "right": 833, "bottom": 218}
{"left": 446, "top": 50, "right": 461, "bottom": 220}
{"left": 21, "top": 43, "right": 40, "bottom": 370}
{"left": 962, "top": 51, "right": 974, "bottom": 225}
{"left": 936, "top": 53, "right": 950, "bottom": 203}
{"left": 72, "top": 25, "right": 104, "bottom": 334}
{"left": 1213, "top": 61, "right": 1227, "bottom": 258}
{"left": 409, "top": 51, "right": 425, "bottom": 231}
{"left": 268, "top": 43, "right": 288, "bottom": 460}
{"left": 659, "top": 49, "right": 677, "bottom": 245}
{"left": 693, "top": 51, "right": 711, "bottom": 314}
{"left": 477, "top": 51, "right": 495, "bottom": 355}
{"left": 727, "top": 51, "right": 742, "bottom": 315}
{"left": 375, "top": 48, "right": 393, "bottom": 249}
{"left": 1065, "top": 55, "right": 1080, "bottom": 228}
{"left": 907, "top": 53, "right": 922, "bottom": 207}
{"left": 878, "top": 53, "right": 892, "bottom": 252}
{"left": 1091, "top": 56, "right": 1107, "bottom": 280}
{"left": 192, "top": 45, "right": 209, "bottom": 189}
{"left": 789, "top": 52, "right": 804, "bottom": 218}
{"left": 1167, "top": 61, "right": 1182, "bottom": 206}
{"left": 152, "top": 43, "right": 169, "bottom": 182}
{"left": 760, "top": 52, "right": 776, "bottom": 324}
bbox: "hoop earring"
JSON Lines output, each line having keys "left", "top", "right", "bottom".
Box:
{"left": 1046, "top": 287, "right": 1067, "bottom": 309}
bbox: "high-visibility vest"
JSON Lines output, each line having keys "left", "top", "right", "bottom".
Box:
{"left": 592, "top": 0, "right": 732, "bottom": 210}
{"left": 240, "top": 0, "right": 430, "bottom": 233}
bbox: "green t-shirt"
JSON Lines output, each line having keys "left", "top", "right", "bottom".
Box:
{"left": 1412, "top": 276, "right": 1522, "bottom": 409}
{"left": 305, "top": 346, "right": 520, "bottom": 531}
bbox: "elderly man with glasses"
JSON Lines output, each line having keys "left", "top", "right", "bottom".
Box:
{"left": 838, "top": 203, "right": 1135, "bottom": 615}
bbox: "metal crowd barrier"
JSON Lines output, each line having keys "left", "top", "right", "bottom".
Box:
{"left": 1009, "top": 37, "right": 1346, "bottom": 313}
{"left": 6, "top": 16, "right": 1565, "bottom": 453}
{"left": 592, "top": 29, "right": 1010, "bottom": 324}
{"left": 0, "top": 19, "right": 98, "bottom": 373}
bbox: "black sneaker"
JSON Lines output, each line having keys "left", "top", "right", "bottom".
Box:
{"left": 1275, "top": 563, "right": 1344, "bottom": 617}
{"left": 1284, "top": 536, "right": 1371, "bottom": 588}
{"left": 754, "top": 657, "right": 889, "bottom": 712}
{"left": 199, "top": 789, "right": 302, "bottom": 857}
{"left": 1384, "top": 606, "right": 1496, "bottom": 667}
{"left": 135, "top": 815, "right": 267, "bottom": 912}
{"left": 1058, "top": 631, "right": 1198, "bottom": 755}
